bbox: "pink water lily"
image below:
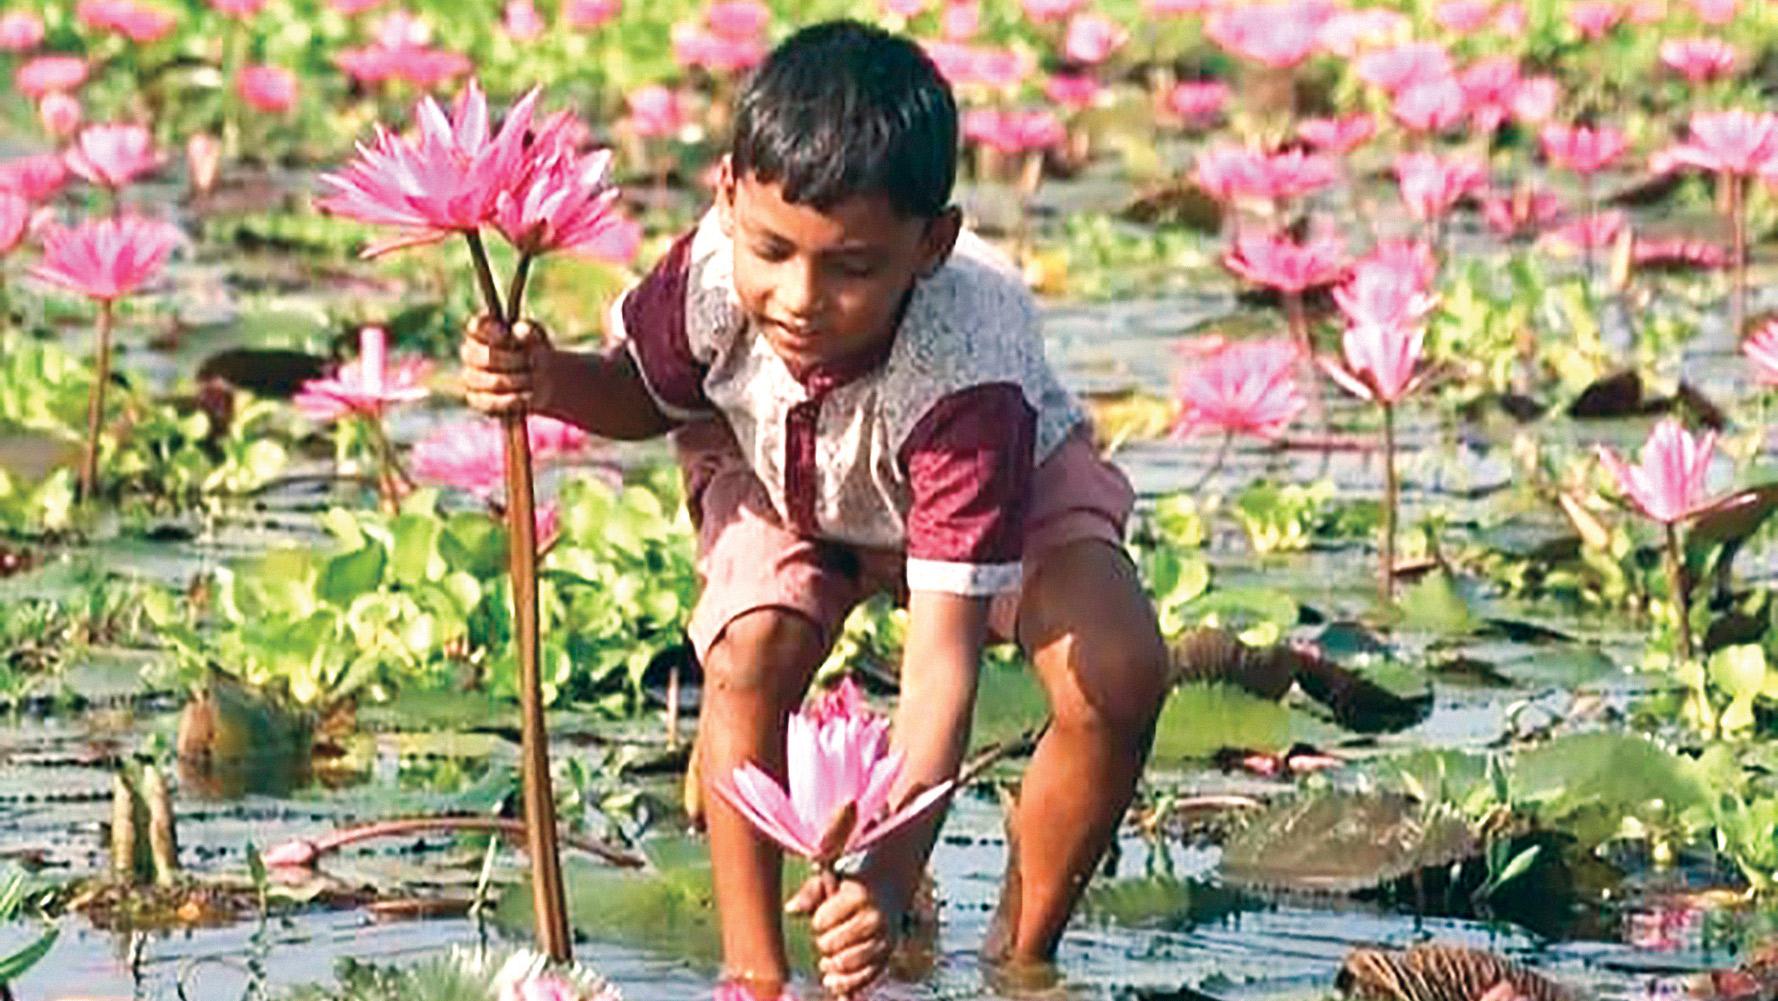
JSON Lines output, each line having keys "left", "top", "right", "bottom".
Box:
{"left": 412, "top": 416, "right": 589, "bottom": 498}
{"left": 1022, "top": 0, "right": 1086, "bottom": 22}
{"left": 718, "top": 679, "right": 952, "bottom": 867}
{"left": 1322, "top": 312, "right": 1427, "bottom": 406}
{"left": 963, "top": 108, "right": 1066, "bottom": 155}
{"left": 1661, "top": 38, "right": 1738, "bottom": 84}
{"left": 0, "top": 154, "right": 70, "bottom": 202}
{"left": 1658, "top": 109, "right": 1778, "bottom": 177}
{"left": 1298, "top": 114, "right": 1375, "bottom": 155}
{"left": 76, "top": 0, "right": 177, "bottom": 43}
{"left": 1223, "top": 231, "right": 1347, "bottom": 293}
{"left": 38, "top": 93, "right": 81, "bottom": 141}
{"left": 1481, "top": 185, "right": 1564, "bottom": 239}
{"left": 1542, "top": 210, "right": 1628, "bottom": 254}
{"left": 1567, "top": 0, "right": 1622, "bottom": 38}
{"left": 0, "top": 11, "right": 45, "bottom": 51}
{"left": 493, "top": 139, "right": 625, "bottom": 258}
{"left": 1173, "top": 337, "right": 1306, "bottom": 440}
{"left": 1167, "top": 81, "right": 1229, "bottom": 128}
{"left": 65, "top": 123, "right": 163, "bottom": 190}
{"left": 293, "top": 326, "right": 431, "bottom": 423}
{"left": 502, "top": 0, "right": 547, "bottom": 41}
{"left": 564, "top": 0, "right": 621, "bottom": 28}
{"left": 236, "top": 65, "right": 298, "bottom": 114}
{"left": 1434, "top": 0, "right": 1494, "bottom": 33}
{"left": 14, "top": 55, "right": 88, "bottom": 100}
{"left": 1045, "top": 73, "right": 1103, "bottom": 111}
{"left": 1395, "top": 152, "right": 1487, "bottom": 224}
{"left": 0, "top": 193, "right": 30, "bottom": 257}
{"left": 625, "top": 85, "right": 688, "bottom": 140}
{"left": 1062, "top": 12, "right": 1125, "bottom": 65}
{"left": 1391, "top": 76, "right": 1467, "bottom": 134}
{"left": 1743, "top": 319, "right": 1778, "bottom": 386}
{"left": 1356, "top": 42, "right": 1453, "bottom": 95}
{"left": 29, "top": 214, "right": 181, "bottom": 501}
{"left": 1206, "top": 1, "right": 1324, "bottom": 68}
{"left": 30, "top": 214, "right": 180, "bottom": 301}
{"left": 1597, "top": 419, "right": 1718, "bottom": 525}
{"left": 316, "top": 79, "right": 539, "bottom": 256}
{"left": 1540, "top": 124, "right": 1628, "bottom": 176}
{"left": 1457, "top": 57, "right": 1520, "bottom": 134}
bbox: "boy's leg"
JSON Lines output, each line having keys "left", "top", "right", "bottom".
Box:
{"left": 699, "top": 608, "right": 829, "bottom": 992}
{"left": 674, "top": 421, "right": 866, "bottom": 991}
{"left": 994, "top": 537, "right": 1169, "bottom": 962}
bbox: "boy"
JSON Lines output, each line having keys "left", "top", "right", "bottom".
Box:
{"left": 461, "top": 20, "right": 1168, "bottom": 997}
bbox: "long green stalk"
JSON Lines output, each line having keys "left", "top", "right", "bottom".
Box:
{"left": 79, "top": 299, "right": 116, "bottom": 503}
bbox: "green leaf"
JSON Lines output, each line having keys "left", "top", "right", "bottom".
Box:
{"left": 1152, "top": 682, "right": 1292, "bottom": 761}
{"left": 391, "top": 514, "right": 442, "bottom": 585}
{"left": 0, "top": 926, "right": 57, "bottom": 981}
{"left": 1709, "top": 645, "right": 1768, "bottom": 701}
{"left": 317, "top": 544, "right": 387, "bottom": 606}
{"left": 1486, "top": 844, "right": 1542, "bottom": 895}
{"left": 1396, "top": 573, "right": 1480, "bottom": 636}
{"left": 1180, "top": 588, "right": 1299, "bottom": 634}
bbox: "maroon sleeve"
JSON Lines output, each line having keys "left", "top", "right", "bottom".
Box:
{"left": 899, "top": 383, "right": 1036, "bottom": 594}
{"left": 616, "top": 230, "right": 710, "bottom": 417}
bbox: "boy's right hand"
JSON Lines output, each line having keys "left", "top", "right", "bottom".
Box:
{"left": 460, "top": 312, "right": 554, "bottom": 416}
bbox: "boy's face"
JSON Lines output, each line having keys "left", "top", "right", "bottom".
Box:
{"left": 719, "top": 160, "right": 960, "bottom": 376}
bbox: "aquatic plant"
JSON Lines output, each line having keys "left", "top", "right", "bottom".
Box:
{"left": 1596, "top": 419, "right": 1720, "bottom": 663}
{"left": 717, "top": 678, "right": 953, "bottom": 872}
{"left": 27, "top": 213, "right": 180, "bottom": 502}
{"left": 317, "top": 77, "right": 628, "bottom": 961}
{"left": 1655, "top": 109, "right": 1778, "bottom": 339}
{"left": 293, "top": 325, "right": 431, "bottom": 511}
{"left": 1322, "top": 258, "right": 1435, "bottom": 603}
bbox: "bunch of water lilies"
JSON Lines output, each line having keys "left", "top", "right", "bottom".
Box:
{"left": 311, "top": 76, "right": 631, "bottom": 963}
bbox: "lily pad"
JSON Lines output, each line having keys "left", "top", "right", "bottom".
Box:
{"left": 1152, "top": 682, "right": 1293, "bottom": 762}
{"left": 1219, "top": 792, "right": 1477, "bottom": 895}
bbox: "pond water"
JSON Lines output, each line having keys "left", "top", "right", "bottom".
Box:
{"left": 5, "top": 162, "right": 1776, "bottom": 1001}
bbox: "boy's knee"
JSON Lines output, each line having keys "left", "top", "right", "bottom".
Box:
{"left": 705, "top": 609, "right": 827, "bottom": 706}
{"left": 1054, "top": 633, "right": 1170, "bottom": 743}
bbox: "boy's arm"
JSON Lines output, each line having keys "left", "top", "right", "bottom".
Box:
{"left": 533, "top": 341, "right": 678, "bottom": 441}
{"left": 860, "top": 589, "right": 989, "bottom": 903}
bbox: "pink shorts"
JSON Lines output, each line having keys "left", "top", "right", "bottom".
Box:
{"left": 675, "top": 419, "right": 1137, "bottom": 662}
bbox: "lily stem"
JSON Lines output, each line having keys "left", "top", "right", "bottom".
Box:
{"left": 1381, "top": 402, "right": 1398, "bottom": 606}
{"left": 79, "top": 298, "right": 115, "bottom": 504}
{"left": 463, "top": 231, "right": 570, "bottom": 964}
{"left": 1730, "top": 173, "right": 1748, "bottom": 341}
{"left": 1664, "top": 521, "right": 1694, "bottom": 663}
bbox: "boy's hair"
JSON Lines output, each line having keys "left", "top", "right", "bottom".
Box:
{"left": 731, "top": 20, "right": 958, "bottom": 219}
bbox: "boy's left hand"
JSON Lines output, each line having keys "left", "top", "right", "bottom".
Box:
{"left": 786, "top": 873, "right": 901, "bottom": 997}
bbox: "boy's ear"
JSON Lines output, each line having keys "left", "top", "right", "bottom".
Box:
{"left": 917, "top": 207, "right": 962, "bottom": 278}
{"left": 716, "top": 155, "right": 737, "bottom": 238}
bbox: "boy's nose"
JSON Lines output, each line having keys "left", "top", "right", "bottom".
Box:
{"left": 775, "top": 260, "right": 826, "bottom": 320}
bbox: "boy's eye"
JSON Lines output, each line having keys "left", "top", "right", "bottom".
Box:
{"left": 752, "top": 241, "right": 792, "bottom": 262}
{"left": 834, "top": 258, "right": 878, "bottom": 278}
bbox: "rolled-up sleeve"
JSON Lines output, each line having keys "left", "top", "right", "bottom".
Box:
{"left": 612, "top": 232, "right": 712, "bottom": 421}
{"left": 899, "top": 383, "right": 1036, "bottom": 595}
